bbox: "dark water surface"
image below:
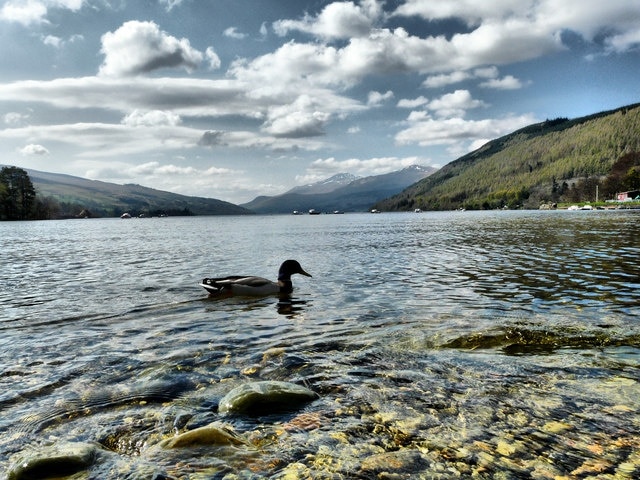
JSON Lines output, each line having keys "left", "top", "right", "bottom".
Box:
{"left": 1, "top": 211, "right": 639, "bottom": 478}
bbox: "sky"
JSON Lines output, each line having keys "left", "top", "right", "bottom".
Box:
{"left": 0, "top": 0, "right": 639, "bottom": 204}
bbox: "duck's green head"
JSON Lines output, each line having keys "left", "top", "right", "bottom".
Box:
{"left": 278, "top": 260, "right": 312, "bottom": 281}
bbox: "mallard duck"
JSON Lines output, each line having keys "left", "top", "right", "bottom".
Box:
{"left": 200, "top": 260, "right": 312, "bottom": 296}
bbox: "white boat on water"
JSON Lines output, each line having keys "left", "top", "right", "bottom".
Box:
{"left": 567, "top": 204, "right": 593, "bottom": 211}
{"left": 120, "top": 212, "right": 132, "bottom": 218}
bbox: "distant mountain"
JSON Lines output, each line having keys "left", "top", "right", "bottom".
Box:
{"left": 241, "top": 165, "right": 436, "bottom": 213}
{"left": 374, "top": 103, "right": 640, "bottom": 211}
{"left": 286, "top": 173, "right": 360, "bottom": 195}
{"left": 23, "top": 168, "right": 251, "bottom": 217}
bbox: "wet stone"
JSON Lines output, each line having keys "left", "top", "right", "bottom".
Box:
{"left": 360, "top": 449, "right": 429, "bottom": 476}
{"left": 7, "top": 441, "right": 100, "bottom": 480}
{"left": 218, "top": 380, "right": 319, "bottom": 415}
{"left": 157, "top": 422, "right": 247, "bottom": 449}
{"left": 272, "top": 462, "right": 313, "bottom": 479}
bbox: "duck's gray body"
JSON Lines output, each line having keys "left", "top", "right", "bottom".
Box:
{"left": 200, "top": 260, "right": 311, "bottom": 296}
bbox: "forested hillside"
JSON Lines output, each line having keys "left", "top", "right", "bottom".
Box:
{"left": 0, "top": 167, "right": 251, "bottom": 220}
{"left": 375, "top": 103, "right": 640, "bottom": 211}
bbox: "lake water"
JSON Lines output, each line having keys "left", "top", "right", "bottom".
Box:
{"left": 1, "top": 210, "right": 639, "bottom": 479}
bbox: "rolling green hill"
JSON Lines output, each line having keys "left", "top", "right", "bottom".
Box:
{"left": 374, "top": 103, "right": 640, "bottom": 211}
{"left": 23, "top": 169, "right": 251, "bottom": 217}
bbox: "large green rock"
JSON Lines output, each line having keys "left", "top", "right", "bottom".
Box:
{"left": 8, "top": 442, "right": 98, "bottom": 480}
{"left": 218, "top": 381, "right": 319, "bottom": 415}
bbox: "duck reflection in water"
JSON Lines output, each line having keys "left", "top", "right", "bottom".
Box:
{"left": 277, "top": 297, "right": 309, "bottom": 318}
{"left": 203, "top": 293, "right": 310, "bottom": 319}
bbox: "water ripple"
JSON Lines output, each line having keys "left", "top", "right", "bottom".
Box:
{"left": 1, "top": 212, "right": 639, "bottom": 477}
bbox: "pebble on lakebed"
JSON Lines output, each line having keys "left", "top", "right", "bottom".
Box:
{"left": 218, "top": 380, "right": 319, "bottom": 415}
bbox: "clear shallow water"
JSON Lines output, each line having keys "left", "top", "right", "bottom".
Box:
{"left": 1, "top": 211, "right": 639, "bottom": 478}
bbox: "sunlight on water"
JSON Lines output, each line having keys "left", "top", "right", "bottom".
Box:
{"left": 1, "top": 211, "right": 639, "bottom": 478}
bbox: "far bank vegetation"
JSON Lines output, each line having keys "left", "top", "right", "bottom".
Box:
{"left": 376, "top": 104, "right": 640, "bottom": 211}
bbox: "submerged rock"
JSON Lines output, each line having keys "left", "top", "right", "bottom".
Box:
{"left": 158, "top": 422, "right": 247, "bottom": 449}
{"left": 7, "top": 442, "right": 99, "bottom": 480}
{"left": 360, "top": 450, "right": 428, "bottom": 476}
{"left": 218, "top": 381, "right": 319, "bottom": 415}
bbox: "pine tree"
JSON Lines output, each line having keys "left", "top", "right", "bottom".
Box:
{"left": 0, "top": 166, "right": 36, "bottom": 220}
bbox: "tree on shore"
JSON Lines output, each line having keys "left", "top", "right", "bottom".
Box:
{"left": 0, "top": 166, "right": 36, "bottom": 220}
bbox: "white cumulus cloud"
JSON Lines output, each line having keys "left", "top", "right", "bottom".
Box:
{"left": 274, "top": 0, "right": 382, "bottom": 40}
{"left": 480, "top": 75, "right": 527, "bottom": 90}
{"left": 159, "top": 0, "right": 185, "bottom": 12}
{"left": 262, "top": 95, "right": 331, "bottom": 138}
{"left": 121, "top": 110, "right": 182, "bottom": 127}
{"left": 426, "top": 90, "right": 486, "bottom": 118}
{"left": 223, "top": 27, "right": 247, "bottom": 39}
{"left": 205, "top": 47, "right": 221, "bottom": 70}
{"left": 20, "top": 143, "right": 50, "bottom": 155}
{"left": 99, "top": 21, "right": 203, "bottom": 77}
{"left": 395, "top": 0, "right": 640, "bottom": 57}
{"left": 0, "top": 0, "right": 49, "bottom": 25}
{"left": 422, "top": 71, "right": 471, "bottom": 88}
{"left": 395, "top": 114, "right": 537, "bottom": 148}
{"left": 4, "top": 112, "right": 30, "bottom": 126}
{"left": 606, "top": 28, "right": 640, "bottom": 53}
{"left": 397, "top": 96, "right": 429, "bottom": 109}
{"left": 367, "top": 90, "right": 394, "bottom": 106}
{"left": 0, "top": 0, "right": 83, "bottom": 26}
